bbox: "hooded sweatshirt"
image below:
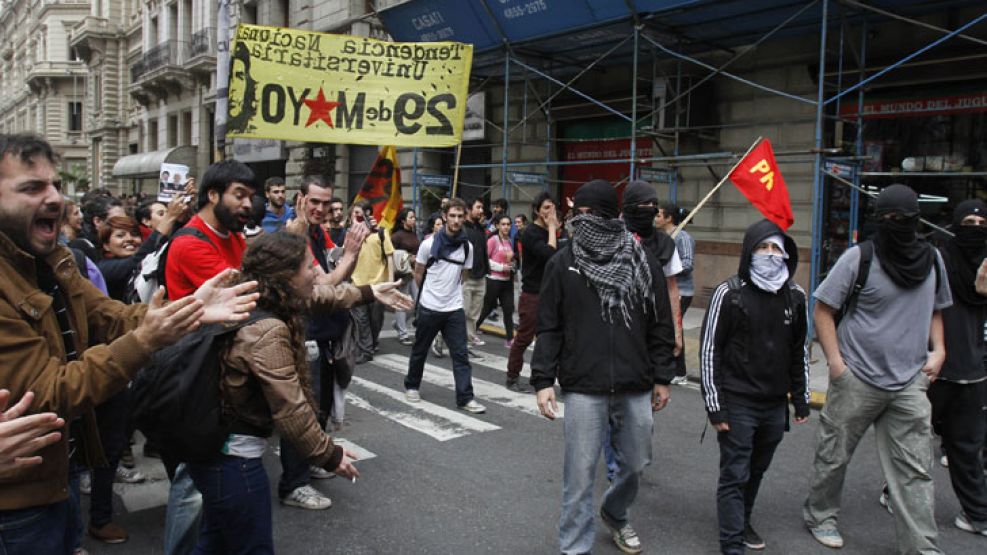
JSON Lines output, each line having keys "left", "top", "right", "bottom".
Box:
{"left": 699, "top": 220, "right": 810, "bottom": 423}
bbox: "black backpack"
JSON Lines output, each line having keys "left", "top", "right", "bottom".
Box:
{"left": 131, "top": 310, "right": 271, "bottom": 463}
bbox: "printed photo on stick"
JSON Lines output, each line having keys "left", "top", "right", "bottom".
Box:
{"left": 159, "top": 163, "right": 190, "bottom": 203}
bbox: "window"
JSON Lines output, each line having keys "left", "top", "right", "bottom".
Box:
{"left": 182, "top": 111, "right": 192, "bottom": 145}
{"left": 149, "top": 119, "right": 159, "bottom": 150}
{"left": 92, "top": 74, "right": 102, "bottom": 112}
{"left": 168, "top": 114, "right": 179, "bottom": 147}
{"left": 68, "top": 102, "right": 83, "bottom": 132}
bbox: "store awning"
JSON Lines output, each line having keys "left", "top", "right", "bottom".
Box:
{"left": 111, "top": 146, "right": 196, "bottom": 179}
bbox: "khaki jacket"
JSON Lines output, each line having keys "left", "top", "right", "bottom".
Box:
{"left": 0, "top": 232, "right": 150, "bottom": 510}
{"left": 221, "top": 283, "right": 372, "bottom": 472}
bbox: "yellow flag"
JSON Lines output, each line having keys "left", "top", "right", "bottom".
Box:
{"left": 354, "top": 146, "right": 403, "bottom": 230}
{"left": 227, "top": 24, "right": 473, "bottom": 147}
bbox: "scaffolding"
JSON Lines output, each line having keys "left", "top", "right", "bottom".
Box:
{"left": 379, "top": 0, "right": 987, "bottom": 331}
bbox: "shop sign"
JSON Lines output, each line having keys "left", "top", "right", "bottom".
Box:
{"left": 638, "top": 166, "right": 675, "bottom": 183}
{"left": 233, "top": 138, "right": 286, "bottom": 162}
{"left": 839, "top": 92, "right": 987, "bottom": 119}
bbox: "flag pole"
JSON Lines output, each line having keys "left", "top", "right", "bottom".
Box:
{"left": 671, "top": 136, "right": 763, "bottom": 238}
{"left": 451, "top": 141, "right": 464, "bottom": 198}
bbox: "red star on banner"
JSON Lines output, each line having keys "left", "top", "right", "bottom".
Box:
{"left": 303, "top": 88, "right": 340, "bottom": 128}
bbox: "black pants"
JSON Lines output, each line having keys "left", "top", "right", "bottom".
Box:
{"left": 674, "top": 295, "right": 693, "bottom": 377}
{"left": 91, "top": 391, "right": 130, "bottom": 527}
{"left": 929, "top": 379, "right": 987, "bottom": 523}
{"left": 716, "top": 403, "right": 785, "bottom": 555}
{"left": 477, "top": 278, "right": 515, "bottom": 339}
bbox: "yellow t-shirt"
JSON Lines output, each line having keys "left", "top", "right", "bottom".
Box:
{"left": 351, "top": 228, "right": 395, "bottom": 286}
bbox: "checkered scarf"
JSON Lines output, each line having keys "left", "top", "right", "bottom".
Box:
{"left": 570, "top": 213, "right": 654, "bottom": 328}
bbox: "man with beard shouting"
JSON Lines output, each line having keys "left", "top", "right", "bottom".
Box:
{"left": 804, "top": 184, "right": 952, "bottom": 553}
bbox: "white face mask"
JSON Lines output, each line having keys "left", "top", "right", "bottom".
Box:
{"left": 750, "top": 253, "right": 789, "bottom": 293}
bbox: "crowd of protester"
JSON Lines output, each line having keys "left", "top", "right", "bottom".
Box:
{"left": 0, "top": 132, "right": 985, "bottom": 555}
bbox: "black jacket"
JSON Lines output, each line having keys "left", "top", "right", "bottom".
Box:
{"left": 530, "top": 245, "right": 676, "bottom": 393}
{"left": 519, "top": 223, "right": 557, "bottom": 294}
{"left": 699, "top": 220, "right": 809, "bottom": 424}
{"left": 464, "top": 220, "right": 489, "bottom": 279}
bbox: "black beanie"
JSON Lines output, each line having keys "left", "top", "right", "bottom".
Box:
{"left": 573, "top": 179, "right": 619, "bottom": 219}
{"left": 953, "top": 199, "right": 987, "bottom": 226}
{"left": 623, "top": 180, "right": 658, "bottom": 207}
{"left": 875, "top": 184, "right": 919, "bottom": 216}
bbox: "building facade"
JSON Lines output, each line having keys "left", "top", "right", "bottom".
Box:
{"left": 0, "top": 0, "right": 91, "bottom": 195}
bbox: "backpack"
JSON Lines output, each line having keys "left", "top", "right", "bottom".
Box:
{"left": 130, "top": 227, "right": 214, "bottom": 303}
{"left": 832, "top": 240, "right": 940, "bottom": 326}
{"left": 413, "top": 240, "right": 470, "bottom": 319}
{"left": 130, "top": 310, "right": 272, "bottom": 463}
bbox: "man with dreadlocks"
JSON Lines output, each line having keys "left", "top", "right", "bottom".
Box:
{"left": 531, "top": 179, "right": 676, "bottom": 555}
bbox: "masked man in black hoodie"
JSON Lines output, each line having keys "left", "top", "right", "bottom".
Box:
{"left": 929, "top": 199, "right": 987, "bottom": 537}
{"left": 700, "top": 219, "right": 809, "bottom": 554}
{"left": 804, "top": 184, "right": 951, "bottom": 554}
{"left": 532, "top": 180, "right": 676, "bottom": 555}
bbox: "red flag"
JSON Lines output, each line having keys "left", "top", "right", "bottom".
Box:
{"left": 353, "top": 146, "right": 403, "bottom": 229}
{"left": 728, "top": 139, "right": 794, "bottom": 230}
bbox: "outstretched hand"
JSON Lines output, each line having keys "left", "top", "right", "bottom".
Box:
{"left": 192, "top": 268, "right": 260, "bottom": 324}
{"left": 0, "top": 390, "right": 64, "bottom": 471}
{"left": 285, "top": 195, "right": 309, "bottom": 236}
{"left": 370, "top": 281, "right": 414, "bottom": 311}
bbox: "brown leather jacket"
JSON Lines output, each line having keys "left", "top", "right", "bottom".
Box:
{"left": 0, "top": 233, "right": 150, "bottom": 510}
{"left": 221, "top": 283, "right": 372, "bottom": 472}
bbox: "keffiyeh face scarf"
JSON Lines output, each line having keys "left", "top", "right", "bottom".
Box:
{"left": 569, "top": 213, "right": 654, "bottom": 328}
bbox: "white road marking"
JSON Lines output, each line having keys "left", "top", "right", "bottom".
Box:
{"left": 348, "top": 377, "right": 500, "bottom": 441}
{"left": 370, "top": 354, "right": 563, "bottom": 419}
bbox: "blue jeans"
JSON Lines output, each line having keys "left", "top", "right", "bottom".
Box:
{"left": 404, "top": 307, "right": 474, "bottom": 406}
{"left": 0, "top": 499, "right": 73, "bottom": 555}
{"left": 164, "top": 464, "right": 202, "bottom": 555}
{"left": 560, "top": 391, "right": 654, "bottom": 555}
{"left": 187, "top": 455, "right": 274, "bottom": 555}
{"left": 716, "top": 403, "right": 785, "bottom": 555}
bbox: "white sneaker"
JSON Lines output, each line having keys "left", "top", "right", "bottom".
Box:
{"left": 114, "top": 467, "right": 146, "bottom": 484}
{"left": 79, "top": 471, "right": 92, "bottom": 495}
{"left": 670, "top": 376, "right": 689, "bottom": 385}
{"left": 310, "top": 466, "right": 335, "bottom": 480}
{"left": 405, "top": 389, "right": 421, "bottom": 402}
{"left": 281, "top": 485, "right": 332, "bottom": 510}
{"left": 956, "top": 512, "right": 987, "bottom": 536}
{"left": 430, "top": 341, "right": 445, "bottom": 358}
{"left": 471, "top": 337, "right": 486, "bottom": 347}
{"left": 459, "top": 400, "right": 486, "bottom": 414}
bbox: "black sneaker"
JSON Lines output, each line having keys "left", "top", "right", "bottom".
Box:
{"left": 505, "top": 379, "right": 531, "bottom": 393}
{"left": 743, "top": 524, "right": 766, "bottom": 550}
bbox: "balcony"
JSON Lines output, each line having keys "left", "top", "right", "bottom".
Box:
{"left": 69, "top": 16, "right": 117, "bottom": 60}
{"left": 26, "top": 61, "right": 87, "bottom": 93}
{"left": 129, "top": 40, "right": 194, "bottom": 103}
{"left": 185, "top": 28, "right": 217, "bottom": 77}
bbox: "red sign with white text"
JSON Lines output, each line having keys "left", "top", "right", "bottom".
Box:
{"left": 839, "top": 93, "right": 987, "bottom": 119}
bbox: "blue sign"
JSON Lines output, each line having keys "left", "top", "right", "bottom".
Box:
{"left": 418, "top": 173, "right": 453, "bottom": 188}
{"left": 378, "top": 0, "right": 703, "bottom": 53}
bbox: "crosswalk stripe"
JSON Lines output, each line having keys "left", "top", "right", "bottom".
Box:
{"left": 466, "top": 349, "right": 532, "bottom": 378}
{"left": 370, "top": 354, "right": 564, "bottom": 419}
{"left": 334, "top": 438, "right": 377, "bottom": 461}
{"left": 348, "top": 376, "right": 500, "bottom": 441}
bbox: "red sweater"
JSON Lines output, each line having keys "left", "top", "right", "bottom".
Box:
{"left": 165, "top": 214, "right": 246, "bottom": 299}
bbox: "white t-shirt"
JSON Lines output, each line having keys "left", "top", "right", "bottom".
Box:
{"left": 663, "top": 247, "right": 683, "bottom": 277}
{"left": 417, "top": 234, "right": 473, "bottom": 312}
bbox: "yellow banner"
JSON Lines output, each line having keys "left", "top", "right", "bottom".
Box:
{"left": 226, "top": 24, "right": 473, "bottom": 147}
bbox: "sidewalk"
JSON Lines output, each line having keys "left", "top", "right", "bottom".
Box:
{"left": 480, "top": 307, "right": 830, "bottom": 408}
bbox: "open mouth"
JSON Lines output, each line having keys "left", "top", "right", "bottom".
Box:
{"left": 33, "top": 217, "right": 58, "bottom": 240}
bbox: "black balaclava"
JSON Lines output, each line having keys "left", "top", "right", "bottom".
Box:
{"left": 873, "top": 184, "right": 934, "bottom": 289}
{"left": 622, "top": 180, "right": 676, "bottom": 267}
{"left": 946, "top": 199, "right": 987, "bottom": 306}
{"left": 572, "top": 179, "right": 619, "bottom": 219}
{"left": 622, "top": 180, "right": 658, "bottom": 236}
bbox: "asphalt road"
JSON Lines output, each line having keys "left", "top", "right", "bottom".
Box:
{"left": 83, "top": 321, "right": 985, "bottom": 554}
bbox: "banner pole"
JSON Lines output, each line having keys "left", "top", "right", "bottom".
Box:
{"left": 671, "top": 136, "right": 762, "bottom": 238}
{"left": 451, "top": 141, "right": 464, "bottom": 198}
